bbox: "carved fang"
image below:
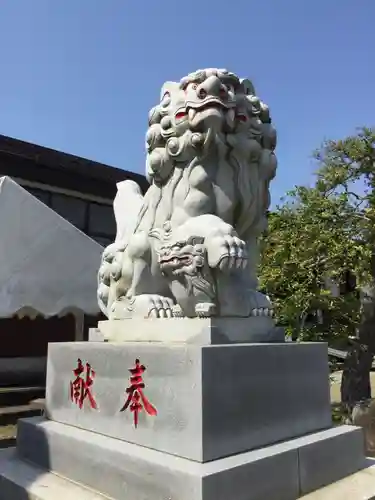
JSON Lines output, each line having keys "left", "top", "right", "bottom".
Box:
{"left": 188, "top": 108, "right": 197, "bottom": 121}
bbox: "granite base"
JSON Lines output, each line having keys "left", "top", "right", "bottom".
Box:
{"left": 45, "top": 341, "right": 332, "bottom": 462}
{"left": 10, "top": 417, "right": 366, "bottom": 500}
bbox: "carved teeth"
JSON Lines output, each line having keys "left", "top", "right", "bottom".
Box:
{"left": 188, "top": 108, "right": 197, "bottom": 121}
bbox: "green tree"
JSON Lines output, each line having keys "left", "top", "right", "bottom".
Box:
{"left": 259, "top": 185, "right": 366, "bottom": 344}
{"left": 314, "top": 127, "right": 375, "bottom": 412}
{"left": 260, "top": 127, "right": 375, "bottom": 415}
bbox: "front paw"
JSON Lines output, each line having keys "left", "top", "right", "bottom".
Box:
{"left": 206, "top": 234, "right": 248, "bottom": 271}
{"left": 110, "top": 294, "right": 175, "bottom": 319}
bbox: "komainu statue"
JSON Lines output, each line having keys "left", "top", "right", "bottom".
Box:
{"left": 98, "top": 68, "right": 277, "bottom": 320}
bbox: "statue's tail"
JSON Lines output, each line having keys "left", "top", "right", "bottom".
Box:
{"left": 97, "top": 180, "right": 144, "bottom": 317}
{"left": 113, "top": 180, "right": 144, "bottom": 244}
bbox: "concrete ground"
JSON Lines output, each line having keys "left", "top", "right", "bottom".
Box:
{"left": 300, "top": 459, "right": 375, "bottom": 499}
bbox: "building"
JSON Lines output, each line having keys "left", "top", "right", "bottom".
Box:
{"left": 0, "top": 135, "right": 148, "bottom": 390}
{"left": 0, "top": 134, "right": 148, "bottom": 247}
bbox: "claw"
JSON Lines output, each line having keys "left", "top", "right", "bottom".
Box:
{"left": 149, "top": 308, "right": 158, "bottom": 318}
{"left": 195, "top": 302, "right": 216, "bottom": 317}
{"left": 172, "top": 305, "right": 184, "bottom": 318}
{"left": 250, "top": 307, "right": 275, "bottom": 318}
{"left": 207, "top": 233, "right": 248, "bottom": 272}
{"left": 159, "top": 309, "right": 167, "bottom": 318}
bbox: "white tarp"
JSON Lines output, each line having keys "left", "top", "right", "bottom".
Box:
{"left": 0, "top": 176, "right": 104, "bottom": 317}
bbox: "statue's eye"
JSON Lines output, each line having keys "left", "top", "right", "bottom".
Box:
{"left": 185, "top": 83, "right": 198, "bottom": 93}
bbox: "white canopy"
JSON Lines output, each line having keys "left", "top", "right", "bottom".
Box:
{"left": 0, "top": 176, "right": 104, "bottom": 318}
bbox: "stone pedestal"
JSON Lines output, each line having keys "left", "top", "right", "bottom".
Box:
{"left": 97, "top": 316, "right": 284, "bottom": 344}
{"left": 0, "top": 319, "right": 369, "bottom": 499}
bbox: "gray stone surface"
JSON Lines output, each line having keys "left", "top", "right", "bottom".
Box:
{"left": 46, "top": 341, "right": 331, "bottom": 462}
{"left": 15, "top": 417, "right": 365, "bottom": 500}
{"left": 98, "top": 317, "right": 283, "bottom": 344}
{"left": 298, "top": 425, "right": 366, "bottom": 495}
{"left": 88, "top": 327, "right": 105, "bottom": 342}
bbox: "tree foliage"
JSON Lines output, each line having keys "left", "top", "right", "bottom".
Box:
{"left": 314, "top": 127, "right": 375, "bottom": 409}
{"left": 259, "top": 127, "right": 374, "bottom": 345}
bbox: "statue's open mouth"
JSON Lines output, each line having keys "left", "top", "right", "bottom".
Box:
{"left": 186, "top": 98, "right": 229, "bottom": 117}
{"left": 175, "top": 98, "right": 234, "bottom": 124}
{"left": 187, "top": 96, "right": 231, "bottom": 110}
{"left": 160, "top": 255, "right": 192, "bottom": 267}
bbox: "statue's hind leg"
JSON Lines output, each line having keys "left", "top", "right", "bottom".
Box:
{"left": 109, "top": 232, "right": 176, "bottom": 319}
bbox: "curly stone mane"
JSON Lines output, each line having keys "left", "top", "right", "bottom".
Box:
{"left": 144, "top": 68, "right": 277, "bottom": 238}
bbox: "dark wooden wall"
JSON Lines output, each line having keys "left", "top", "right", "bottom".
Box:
{"left": 0, "top": 315, "right": 76, "bottom": 358}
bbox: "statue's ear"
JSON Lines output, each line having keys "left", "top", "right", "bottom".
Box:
{"left": 240, "top": 78, "right": 256, "bottom": 96}
{"left": 160, "top": 81, "right": 180, "bottom": 101}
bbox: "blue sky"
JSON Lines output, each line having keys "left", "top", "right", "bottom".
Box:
{"left": 0, "top": 0, "right": 374, "bottom": 204}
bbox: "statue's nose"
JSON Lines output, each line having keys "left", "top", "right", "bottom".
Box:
{"left": 197, "top": 76, "right": 222, "bottom": 99}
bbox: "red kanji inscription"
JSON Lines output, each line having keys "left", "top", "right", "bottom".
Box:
{"left": 120, "top": 358, "right": 157, "bottom": 428}
{"left": 70, "top": 358, "right": 98, "bottom": 410}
